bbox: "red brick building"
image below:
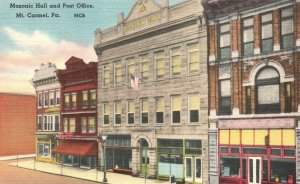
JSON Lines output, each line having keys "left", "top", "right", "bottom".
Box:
{"left": 203, "top": 0, "right": 300, "bottom": 183}
{"left": 0, "top": 93, "right": 35, "bottom": 158}
{"left": 53, "top": 56, "right": 98, "bottom": 169}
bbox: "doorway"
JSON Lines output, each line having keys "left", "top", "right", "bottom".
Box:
{"left": 185, "top": 157, "right": 202, "bottom": 183}
{"left": 248, "top": 157, "right": 261, "bottom": 184}
{"left": 139, "top": 138, "right": 149, "bottom": 174}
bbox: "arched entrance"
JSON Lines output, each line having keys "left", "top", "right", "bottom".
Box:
{"left": 138, "top": 138, "right": 149, "bottom": 175}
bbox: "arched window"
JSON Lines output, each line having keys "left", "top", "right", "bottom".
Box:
{"left": 255, "top": 67, "right": 280, "bottom": 113}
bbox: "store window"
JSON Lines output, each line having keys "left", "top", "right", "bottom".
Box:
{"left": 188, "top": 43, "right": 199, "bottom": 74}
{"left": 141, "top": 99, "right": 148, "bottom": 124}
{"left": 156, "top": 97, "right": 164, "bottom": 124}
{"left": 242, "top": 17, "right": 254, "bottom": 56}
{"left": 171, "top": 47, "right": 181, "bottom": 76}
{"left": 171, "top": 95, "right": 181, "bottom": 123}
{"left": 185, "top": 140, "right": 202, "bottom": 154}
{"left": 62, "top": 155, "right": 79, "bottom": 166}
{"left": 103, "top": 64, "right": 110, "bottom": 87}
{"left": 127, "top": 58, "right": 135, "bottom": 83}
{"left": 114, "top": 61, "right": 122, "bottom": 85}
{"left": 255, "top": 67, "right": 280, "bottom": 114}
{"left": 37, "top": 143, "right": 50, "bottom": 157}
{"left": 82, "top": 91, "right": 88, "bottom": 108}
{"left": 219, "top": 23, "right": 231, "bottom": 60}
{"left": 155, "top": 51, "right": 164, "bottom": 79}
{"left": 219, "top": 79, "right": 231, "bottom": 115}
{"left": 220, "top": 156, "right": 240, "bottom": 177}
{"left": 103, "top": 103, "right": 109, "bottom": 125}
{"left": 261, "top": 13, "right": 273, "bottom": 53}
{"left": 127, "top": 100, "right": 135, "bottom": 124}
{"left": 189, "top": 93, "right": 199, "bottom": 123}
{"left": 281, "top": 7, "right": 294, "bottom": 49}
{"left": 270, "top": 159, "right": 295, "bottom": 183}
{"left": 114, "top": 101, "right": 121, "bottom": 125}
{"left": 140, "top": 54, "right": 149, "bottom": 80}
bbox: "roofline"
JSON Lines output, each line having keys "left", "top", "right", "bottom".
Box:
{"left": 0, "top": 92, "right": 36, "bottom": 97}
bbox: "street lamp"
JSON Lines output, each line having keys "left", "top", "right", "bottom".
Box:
{"left": 102, "top": 134, "right": 108, "bottom": 184}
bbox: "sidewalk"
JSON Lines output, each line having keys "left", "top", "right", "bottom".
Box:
{"left": 9, "top": 159, "right": 169, "bottom": 184}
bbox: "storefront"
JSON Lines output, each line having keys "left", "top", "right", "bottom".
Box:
{"left": 105, "top": 135, "right": 132, "bottom": 170}
{"left": 36, "top": 134, "right": 59, "bottom": 163}
{"left": 52, "top": 140, "right": 97, "bottom": 169}
{"left": 218, "top": 119, "right": 296, "bottom": 184}
{"left": 157, "top": 139, "right": 203, "bottom": 183}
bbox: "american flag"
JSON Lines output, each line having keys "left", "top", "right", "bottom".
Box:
{"left": 130, "top": 74, "right": 139, "bottom": 90}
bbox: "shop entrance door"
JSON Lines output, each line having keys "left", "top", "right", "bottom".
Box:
{"left": 248, "top": 157, "right": 261, "bottom": 184}
{"left": 185, "top": 157, "right": 202, "bottom": 183}
{"left": 139, "top": 139, "right": 149, "bottom": 175}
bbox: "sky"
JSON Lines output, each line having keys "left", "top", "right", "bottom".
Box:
{"left": 0, "top": 0, "right": 184, "bottom": 95}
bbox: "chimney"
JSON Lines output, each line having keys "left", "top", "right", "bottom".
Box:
{"left": 118, "top": 12, "right": 124, "bottom": 24}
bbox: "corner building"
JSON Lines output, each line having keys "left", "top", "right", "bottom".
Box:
{"left": 203, "top": 0, "right": 300, "bottom": 184}
{"left": 94, "top": 0, "right": 208, "bottom": 183}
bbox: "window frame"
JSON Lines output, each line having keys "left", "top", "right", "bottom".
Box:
{"left": 154, "top": 51, "right": 165, "bottom": 79}
{"left": 218, "top": 22, "right": 231, "bottom": 61}
{"left": 44, "top": 91, "right": 49, "bottom": 107}
{"left": 102, "top": 64, "right": 110, "bottom": 87}
{"left": 103, "top": 103, "right": 110, "bottom": 126}
{"left": 280, "top": 6, "right": 294, "bottom": 50}
{"left": 140, "top": 54, "right": 149, "bottom": 81}
{"left": 114, "top": 61, "right": 123, "bottom": 86}
{"left": 141, "top": 99, "right": 149, "bottom": 124}
{"left": 38, "top": 92, "right": 43, "bottom": 108}
{"left": 261, "top": 12, "right": 273, "bottom": 53}
{"left": 49, "top": 90, "right": 55, "bottom": 106}
{"left": 55, "top": 90, "right": 60, "bottom": 105}
{"left": 155, "top": 97, "right": 164, "bottom": 124}
{"left": 219, "top": 78, "right": 232, "bottom": 115}
{"left": 242, "top": 17, "right": 254, "bottom": 56}
{"left": 127, "top": 100, "right": 135, "bottom": 125}
{"left": 64, "top": 93, "right": 70, "bottom": 109}
{"left": 170, "top": 47, "right": 181, "bottom": 76}
{"left": 188, "top": 93, "right": 200, "bottom": 123}
{"left": 71, "top": 92, "right": 77, "bottom": 109}
{"left": 126, "top": 58, "right": 135, "bottom": 83}
{"left": 114, "top": 101, "right": 122, "bottom": 125}
{"left": 171, "top": 95, "right": 181, "bottom": 124}
{"left": 188, "top": 43, "right": 200, "bottom": 74}
{"left": 90, "top": 90, "right": 96, "bottom": 108}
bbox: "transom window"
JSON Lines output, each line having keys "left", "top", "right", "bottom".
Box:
{"left": 255, "top": 67, "right": 280, "bottom": 114}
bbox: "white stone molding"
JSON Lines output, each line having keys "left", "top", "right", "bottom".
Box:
{"left": 231, "top": 51, "right": 239, "bottom": 58}
{"left": 254, "top": 48, "right": 261, "bottom": 55}
{"left": 209, "top": 55, "right": 216, "bottom": 62}
{"left": 232, "top": 107, "right": 240, "bottom": 116}
{"left": 274, "top": 44, "right": 280, "bottom": 51}
{"left": 296, "top": 39, "right": 300, "bottom": 47}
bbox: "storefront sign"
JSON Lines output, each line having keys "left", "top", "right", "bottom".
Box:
{"left": 219, "top": 118, "right": 294, "bottom": 129}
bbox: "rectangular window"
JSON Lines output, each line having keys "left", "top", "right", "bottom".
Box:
{"left": 103, "top": 103, "right": 109, "bottom": 125}
{"left": 140, "top": 55, "right": 149, "bottom": 80}
{"left": 64, "top": 94, "right": 70, "bottom": 109}
{"left": 44, "top": 116, "right": 48, "bottom": 130}
{"left": 242, "top": 17, "right": 254, "bottom": 56}
{"left": 171, "top": 47, "right": 181, "bottom": 76}
{"left": 156, "top": 97, "right": 164, "bottom": 124}
{"left": 71, "top": 93, "right": 77, "bottom": 109}
{"left": 127, "top": 58, "right": 135, "bottom": 83}
{"left": 246, "top": 86, "right": 251, "bottom": 114}
{"left": 64, "top": 118, "right": 68, "bottom": 133}
{"left": 127, "top": 100, "right": 135, "bottom": 124}
{"left": 171, "top": 95, "right": 181, "bottom": 123}
{"left": 103, "top": 64, "right": 110, "bottom": 87}
{"left": 38, "top": 92, "right": 43, "bottom": 108}
{"left": 261, "top": 13, "right": 273, "bottom": 53}
{"left": 188, "top": 43, "right": 199, "bottom": 74}
{"left": 219, "top": 23, "right": 231, "bottom": 60}
{"left": 56, "top": 90, "right": 60, "bottom": 105}
{"left": 54, "top": 115, "right": 60, "bottom": 131}
{"left": 81, "top": 117, "right": 87, "bottom": 133}
{"left": 37, "top": 115, "right": 42, "bottom": 131}
{"left": 281, "top": 7, "right": 294, "bottom": 49}
{"left": 114, "top": 61, "right": 122, "bottom": 85}
{"left": 69, "top": 118, "right": 75, "bottom": 133}
{"left": 90, "top": 90, "right": 96, "bottom": 107}
{"left": 285, "top": 83, "right": 292, "bottom": 113}
{"left": 114, "top": 101, "right": 121, "bottom": 125}
{"left": 141, "top": 99, "right": 148, "bottom": 124}
{"left": 220, "top": 156, "right": 240, "bottom": 177}
{"left": 155, "top": 51, "right": 164, "bottom": 79}
{"left": 44, "top": 92, "right": 49, "bottom": 107}
{"left": 189, "top": 93, "right": 199, "bottom": 123}
{"left": 219, "top": 79, "right": 231, "bottom": 115}
{"left": 89, "top": 117, "right": 95, "bottom": 133}
{"left": 82, "top": 91, "right": 88, "bottom": 108}
{"left": 49, "top": 91, "right": 55, "bottom": 106}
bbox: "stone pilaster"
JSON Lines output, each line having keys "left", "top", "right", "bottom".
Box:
{"left": 208, "top": 120, "right": 219, "bottom": 184}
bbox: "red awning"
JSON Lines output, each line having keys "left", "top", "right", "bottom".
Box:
{"left": 52, "top": 140, "right": 97, "bottom": 156}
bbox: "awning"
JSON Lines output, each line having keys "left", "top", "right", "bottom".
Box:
{"left": 52, "top": 140, "right": 97, "bottom": 156}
